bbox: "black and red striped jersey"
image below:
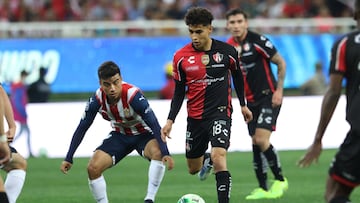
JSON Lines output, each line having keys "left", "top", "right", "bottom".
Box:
{"left": 168, "top": 38, "right": 245, "bottom": 120}
{"left": 329, "top": 30, "right": 360, "bottom": 129}
{"left": 227, "top": 30, "right": 278, "bottom": 103}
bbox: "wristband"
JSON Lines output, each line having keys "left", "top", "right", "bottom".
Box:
{"left": 0, "top": 135, "right": 7, "bottom": 143}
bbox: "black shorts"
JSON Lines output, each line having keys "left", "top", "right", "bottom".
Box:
{"left": 185, "top": 117, "right": 231, "bottom": 159}
{"left": 96, "top": 131, "right": 154, "bottom": 165}
{"left": 329, "top": 128, "right": 360, "bottom": 188}
{"left": 247, "top": 97, "right": 281, "bottom": 136}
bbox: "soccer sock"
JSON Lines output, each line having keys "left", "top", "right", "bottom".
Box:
{"left": 88, "top": 175, "right": 108, "bottom": 203}
{"left": 329, "top": 196, "right": 351, "bottom": 203}
{"left": 262, "top": 144, "right": 284, "bottom": 181}
{"left": 144, "top": 160, "right": 165, "bottom": 201}
{"left": 252, "top": 145, "right": 268, "bottom": 190}
{"left": 215, "top": 171, "right": 231, "bottom": 203}
{"left": 4, "top": 169, "right": 26, "bottom": 203}
{"left": 0, "top": 192, "right": 9, "bottom": 203}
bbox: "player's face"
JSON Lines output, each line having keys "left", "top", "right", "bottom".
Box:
{"left": 100, "top": 74, "right": 122, "bottom": 103}
{"left": 188, "top": 24, "right": 212, "bottom": 51}
{"left": 226, "top": 14, "right": 248, "bottom": 39}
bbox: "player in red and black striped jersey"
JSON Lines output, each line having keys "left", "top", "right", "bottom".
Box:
{"left": 161, "top": 7, "right": 252, "bottom": 203}
{"left": 298, "top": 1, "right": 360, "bottom": 202}
{"left": 226, "top": 9, "right": 288, "bottom": 200}
{"left": 60, "top": 61, "right": 174, "bottom": 203}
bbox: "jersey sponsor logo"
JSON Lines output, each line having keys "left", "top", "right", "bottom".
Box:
{"left": 201, "top": 54, "right": 210, "bottom": 65}
{"left": 212, "top": 52, "right": 223, "bottom": 63}
{"left": 355, "top": 33, "right": 360, "bottom": 43}
{"left": 188, "top": 56, "right": 195, "bottom": 64}
{"left": 186, "top": 65, "right": 199, "bottom": 71}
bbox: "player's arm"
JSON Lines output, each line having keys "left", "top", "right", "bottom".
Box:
{"left": 130, "top": 91, "right": 170, "bottom": 157}
{"left": 64, "top": 95, "right": 100, "bottom": 164}
{"left": 270, "top": 52, "right": 286, "bottom": 106}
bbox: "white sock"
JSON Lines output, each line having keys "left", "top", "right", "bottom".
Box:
{"left": 5, "top": 169, "right": 26, "bottom": 203}
{"left": 144, "top": 160, "right": 165, "bottom": 201}
{"left": 88, "top": 175, "right": 108, "bottom": 203}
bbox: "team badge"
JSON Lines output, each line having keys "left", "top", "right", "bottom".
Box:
{"left": 243, "top": 43, "right": 250, "bottom": 51}
{"left": 212, "top": 52, "right": 223, "bottom": 63}
{"left": 201, "top": 54, "right": 209, "bottom": 65}
{"left": 123, "top": 108, "right": 130, "bottom": 117}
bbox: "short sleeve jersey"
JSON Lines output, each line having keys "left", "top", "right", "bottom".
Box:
{"left": 329, "top": 30, "right": 360, "bottom": 129}
{"left": 227, "top": 30, "right": 278, "bottom": 103}
{"left": 172, "top": 39, "right": 240, "bottom": 119}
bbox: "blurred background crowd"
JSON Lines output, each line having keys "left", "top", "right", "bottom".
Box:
{"left": 0, "top": 0, "right": 354, "bottom": 22}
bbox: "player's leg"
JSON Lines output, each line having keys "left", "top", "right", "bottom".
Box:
{"left": 143, "top": 139, "right": 166, "bottom": 203}
{"left": 2, "top": 148, "right": 27, "bottom": 203}
{"left": 23, "top": 123, "right": 33, "bottom": 157}
{"left": 87, "top": 150, "right": 113, "bottom": 203}
{"left": 326, "top": 129, "right": 360, "bottom": 203}
{"left": 0, "top": 94, "right": 9, "bottom": 202}
{"left": 210, "top": 118, "right": 232, "bottom": 203}
{"left": 325, "top": 177, "right": 353, "bottom": 203}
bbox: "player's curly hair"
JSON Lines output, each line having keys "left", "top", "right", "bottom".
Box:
{"left": 185, "top": 7, "right": 213, "bottom": 26}
{"left": 98, "top": 61, "right": 121, "bottom": 79}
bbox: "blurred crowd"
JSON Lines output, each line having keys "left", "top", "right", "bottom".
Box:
{"left": 0, "top": 0, "right": 354, "bottom": 22}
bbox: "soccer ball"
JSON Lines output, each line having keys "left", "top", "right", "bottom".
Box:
{"left": 177, "top": 193, "right": 205, "bottom": 203}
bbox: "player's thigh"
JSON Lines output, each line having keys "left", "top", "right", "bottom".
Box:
{"left": 143, "top": 139, "right": 162, "bottom": 160}
{"left": 88, "top": 150, "right": 113, "bottom": 172}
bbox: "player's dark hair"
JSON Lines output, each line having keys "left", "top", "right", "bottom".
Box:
{"left": 98, "top": 61, "right": 121, "bottom": 80}
{"left": 185, "top": 7, "right": 213, "bottom": 26}
{"left": 225, "top": 8, "right": 248, "bottom": 20}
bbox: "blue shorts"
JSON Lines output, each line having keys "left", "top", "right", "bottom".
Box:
{"left": 96, "top": 131, "right": 154, "bottom": 165}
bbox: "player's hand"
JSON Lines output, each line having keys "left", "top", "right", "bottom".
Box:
{"left": 241, "top": 106, "right": 253, "bottom": 123}
{"left": 161, "top": 120, "right": 173, "bottom": 142}
{"left": 162, "top": 155, "right": 174, "bottom": 170}
{"left": 272, "top": 90, "right": 283, "bottom": 107}
{"left": 60, "top": 161, "right": 73, "bottom": 174}
{"left": 0, "top": 142, "right": 11, "bottom": 166}
{"left": 297, "top": 141, "right": 322, "bottom": 168}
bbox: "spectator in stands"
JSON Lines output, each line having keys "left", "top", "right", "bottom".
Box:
{"left": 27, "top": 67, "right": 51, "bottom": 103}
{"left": 159, "top": 61, "right": 175, "bottom": 99}
{"left": 10, "top": 70, "right": 33, "bottom": 157}
{"left": 300, "top": 61, "right": 327, "bottom": 95}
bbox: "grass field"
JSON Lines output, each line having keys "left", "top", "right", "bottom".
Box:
{"left": 3, "top": 149, "right": 359, "bottom": 203}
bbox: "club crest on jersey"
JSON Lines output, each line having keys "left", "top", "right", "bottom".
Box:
{"left": 201, "top": 54, "right": 210, "bottom": 65}
{"left": 243, "top": 43, "right": 250, "bottom": 52}
{"left": 123, "top": 108, "right": 130, "bottom": 117}
{"left": 212, "top": 52, "right": 223, "bottom": 63}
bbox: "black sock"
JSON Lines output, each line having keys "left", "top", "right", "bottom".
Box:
{"left": 329, "top": 196, "right": 351, "bottom": 203}
{"left": 215, "top": 171, "right": 231, "bottom": 203}
{"left": 0, "top": 192, "right": 9, "bottom": 203}
{"left": 252, "top": 145, "right": 268, "bottom": 190}
{"left": 263, "top": 144, "right": 284, "bottom": 181}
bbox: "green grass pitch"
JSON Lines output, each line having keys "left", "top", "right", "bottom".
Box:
{"left": 4, "top": 149, "right": 359, "bottom": 203}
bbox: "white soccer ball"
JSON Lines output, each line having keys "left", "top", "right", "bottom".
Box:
{"left": 177, "top": 193, "right": 205, "bottom": 203}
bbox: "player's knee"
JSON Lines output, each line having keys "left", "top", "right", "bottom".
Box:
{"left": 87, "top": 163, "right": 103, "bottom": 178}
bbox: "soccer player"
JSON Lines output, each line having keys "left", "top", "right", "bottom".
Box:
{"left": 298, "top": 1, "right": 360, "bottom": 202}
{"left": 0, "top": 84, "right": 27, "bottom": 203}
{"left": 161, "top": 7, "right": 252, "bottom": 203}
{"left": 60, "top": 61, "right": 174, "bottom": 203}
{"left": 225, "top": 9, "right": 288, "bottom": 200}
